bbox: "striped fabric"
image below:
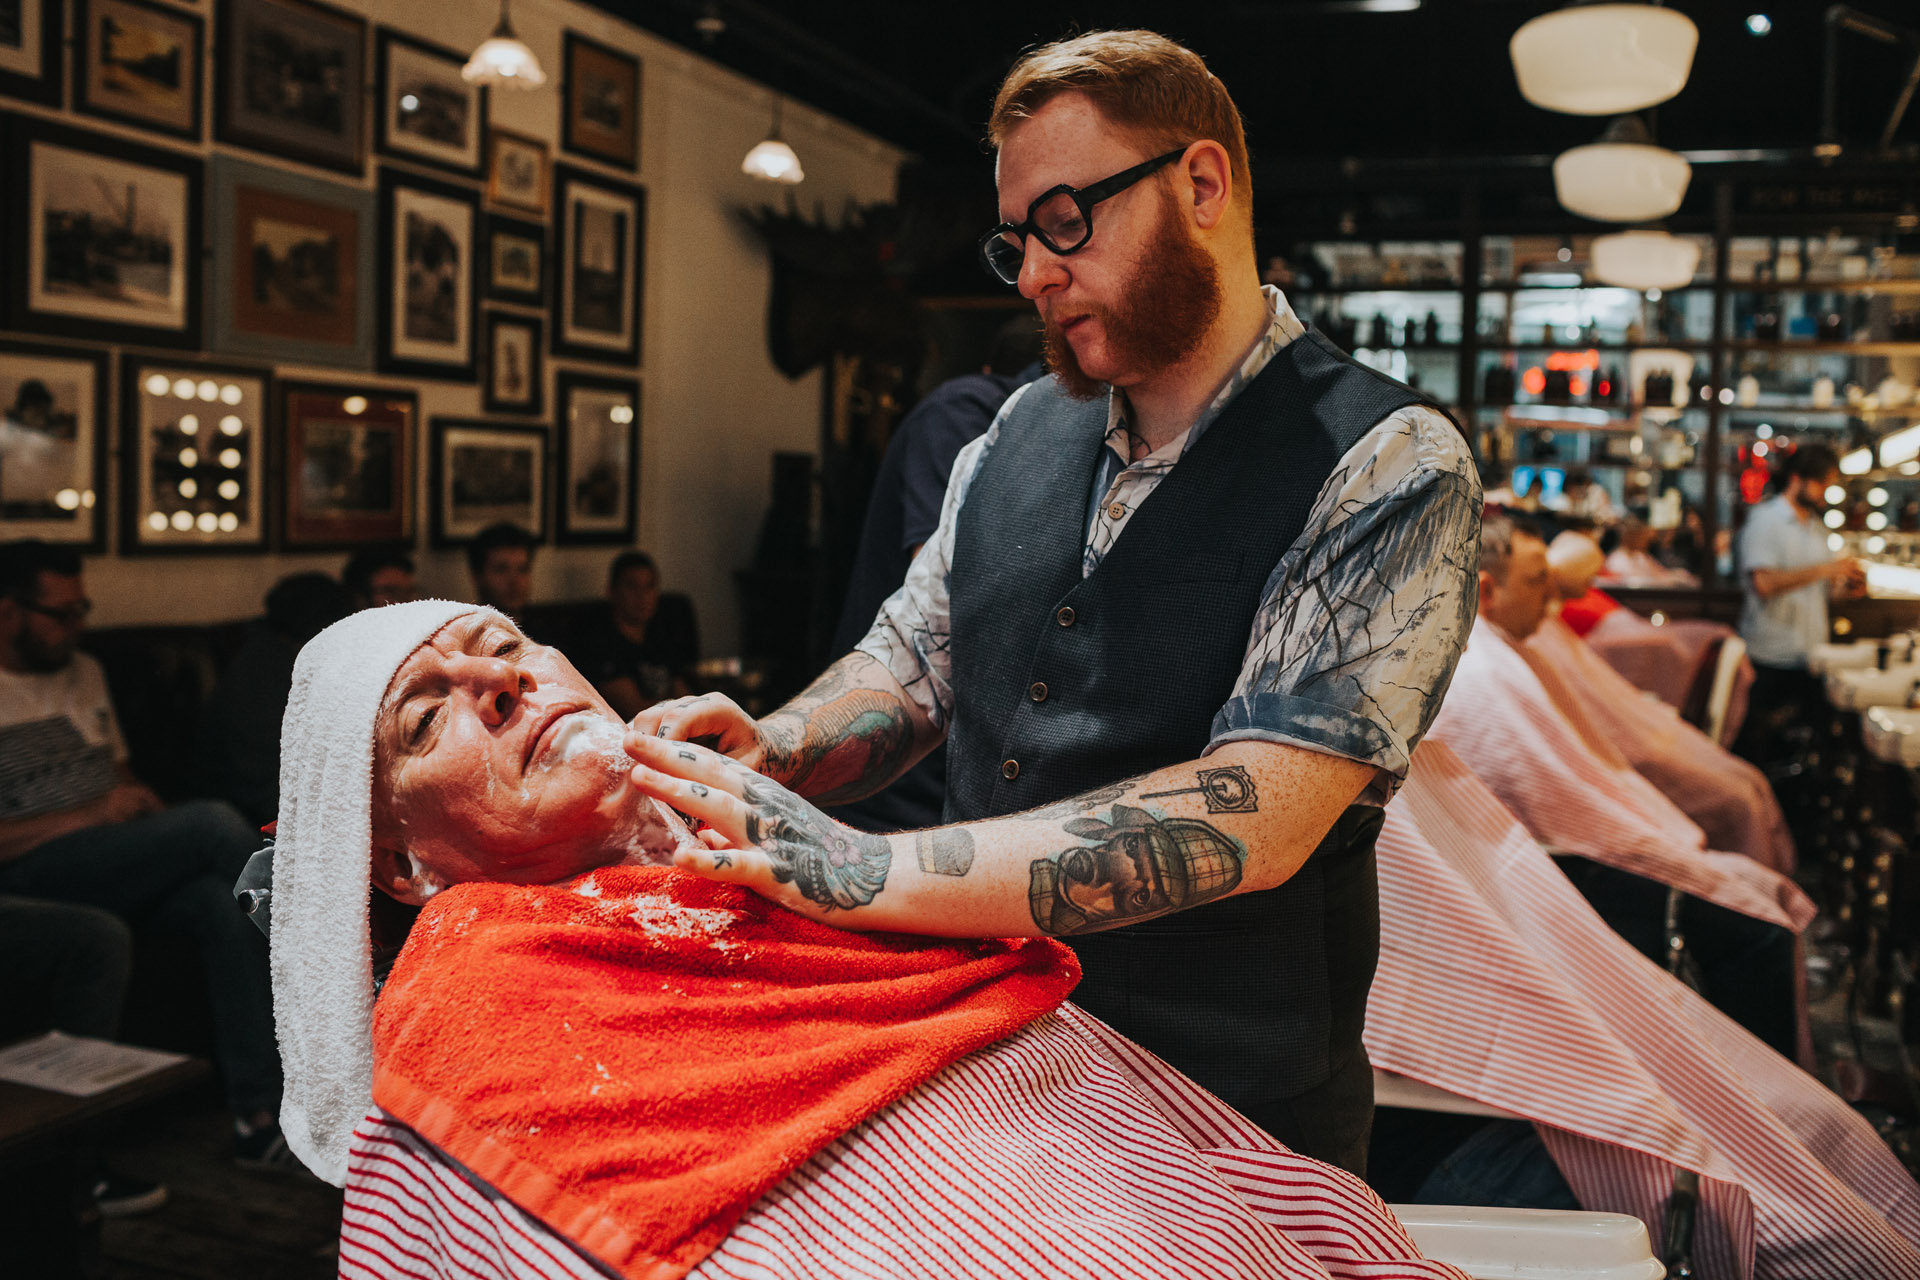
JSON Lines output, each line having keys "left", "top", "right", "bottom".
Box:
{"left": 1428, "top": 619, "right": 1814, "bottom": 932}
{"left": 1526, "top": 616, "right": 1795, "bottom": 874}
{"left": 340, "top": 1003, "right": 1472, "bottom": 1280}
{"left": 1367, "top": 741, "right": 1920, "bottom": 1279}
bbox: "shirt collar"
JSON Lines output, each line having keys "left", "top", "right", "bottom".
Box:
{"left": 1102, "top": 285, "right": 1305, "bottom": 463}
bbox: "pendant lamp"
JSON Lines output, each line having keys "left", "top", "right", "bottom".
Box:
{"left": 1590, "top": 230, "right": 1700, "bottom": 290}
{"left": 742, "top": 99, "right": 805, "bottom": 184}
{"left": 1511, "top": 3, "right": 1697, "bottom": 115}
{"left": 463, "top": 0, "right": 547, "bottom": 88}
{"left": 1553, "top": 115, "right": 1690, "bottom": 222}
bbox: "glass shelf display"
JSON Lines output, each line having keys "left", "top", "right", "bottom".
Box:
{"left": 1479, "top": 233, "right": 1716, "bottom": 289}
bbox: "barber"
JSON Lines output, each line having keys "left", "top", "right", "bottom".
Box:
{"left": 631, "top": 29, "right": 1480, "bottom": 1174}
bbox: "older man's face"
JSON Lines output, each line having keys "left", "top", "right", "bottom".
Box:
{"left": 370, "top": 614, "right": 686, "bottom": 900}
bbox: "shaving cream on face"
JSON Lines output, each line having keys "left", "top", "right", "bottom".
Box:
{"left": 540, "top": 711, "right": 688, "bottom": 865}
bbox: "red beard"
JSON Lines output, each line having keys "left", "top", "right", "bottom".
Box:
{"left": 1042, "top": 188, "right": 1224, "bottom": 401}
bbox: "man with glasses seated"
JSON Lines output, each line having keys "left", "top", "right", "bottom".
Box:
{"left": 631, "top": 30, "right": 1480, "bottom": 1174}
{"left": 0, "top": 540, "right": 290, "bottom": 1170}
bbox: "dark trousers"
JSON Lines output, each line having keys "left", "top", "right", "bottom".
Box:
{"left": 1556, "top": 855, "right": 1798, "bottom": 1059}
{"left": 0, "top": 801, "right": 279, "bottom": 1115}
{"left": 0, "top": 896, "right": 132, "bottom": 1040}
{"left": 1734, "top": 662, "right": 1826, "bottom": 766}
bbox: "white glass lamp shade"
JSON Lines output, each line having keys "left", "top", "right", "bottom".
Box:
{"left": 743, "top": 137, "right": 805, "bottom": 184}
{"left": 1554, "top": 142, "right": 1690, "bottom": 221}
{"left": 1589, "top": 231, "right": 1700, "bottom": 290}
{"left": 463, "top": 33, "right": 546, "bottom": 87}
{"left": 1511, "top": 4, "right": 1698, "bottom": 115}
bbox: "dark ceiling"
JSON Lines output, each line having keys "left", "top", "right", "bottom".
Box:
{"left": 602, "top": 0, "right": 1920, "bottom": 171}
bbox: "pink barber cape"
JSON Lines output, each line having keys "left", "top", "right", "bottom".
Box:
{"left": 1428, "top": 618, "right": 1813, "bottom": 933}
{"left": 1367, "top": 742, "right": 1920, "bottom": 1279}
{"left": 1527, "top": 615, "right": 1794, "bottom": 874}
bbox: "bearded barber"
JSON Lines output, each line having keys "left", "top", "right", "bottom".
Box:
{"left": 629, "top": 30, "right": 1481, "bottom": 1173}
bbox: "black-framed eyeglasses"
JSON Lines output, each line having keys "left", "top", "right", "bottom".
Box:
{"left": 22, "top": 599, "right": 91, "bottom": 626}
{"left": 978, "top": 145, "right": 1191, "bottom": 285}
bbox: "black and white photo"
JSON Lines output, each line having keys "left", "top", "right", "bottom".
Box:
{"left": 486, "top": 214, "right": 545, "bottom": 307}
{"left": 486, "top": 128, "right": 548, "bottom": 216}
{"left": 553, "top": 164, "right": 644, "bottom": 364}
{"left": 484, "top": 313, "right": 544, "bottom": 416}
{"left": 557, "top": 371, "right": 637, "bottom": 543}
{"left": 376, "top": 28, "right": 485, "bottom": 178}
{"left": 282, "top": 381, "right": 415, "bottom": 547}
{"left": 0, "top": 0, "right": 63, "bottom": 105}
{"left": 216, "top": 0, "right": 365, "bottom": 173}
{"left": 0, "top": 342, "right": 106, "bottom": 548}
{"left": 432, "top": 418, "right": 545, "bottom": 546}
{"left": 76, "top": 0, "right": 202, "bottom": 139}
{"left": 378, "top": 169, "right": 478, "bottom": 380}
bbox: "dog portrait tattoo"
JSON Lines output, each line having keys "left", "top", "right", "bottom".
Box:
{"left": 742, "top": 777, "right": 891, "bottom": 910}
{"left": 1028, "top": 804, "right": 1245, "bottom": 936}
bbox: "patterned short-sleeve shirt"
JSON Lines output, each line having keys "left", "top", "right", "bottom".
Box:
{"left": 856, "top": 286, "right": 1482, "bottom": 804}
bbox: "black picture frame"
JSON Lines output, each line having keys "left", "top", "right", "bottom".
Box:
{"left": 74, "top": 0, "right": 204, "bottom": 141}
{"left": 0, "top": 0, "right": 64, "bottom": 107}
{"left": 376, "top": 167, "right": 479, "bottom": 381}
{"left": 555, "top": 370, "right": 638, "bottom": 545}
{"left": 552, "top": 163, "right": 645, "bottom": 365}
{"left": 561, "top": 31, "right": 639, "bottom": 171}
{"left": 482, "top": 312, "right": 545, "bottom": 417}
{"left": 119, "top": 355, "right": 273, "bottom": 555}
{"left": 429, "top": 416, "right": 547, "bottom": 548}
{"left": 374, "top": 27, "right": 486, "bottom": 179}
{"left": 0, "top": 338, "right": 109, "bottom": 551}
{"left": 484, "top": 212, "right": 546, "bottom": 308}
{"left": 7, "top": 117, "right": 204, "bottom": 349}
{"left": 215, "top": 0, "right": 366, "bottom": 175}
{"left": 280, "top": 379, "right": 416, "bottom": 550}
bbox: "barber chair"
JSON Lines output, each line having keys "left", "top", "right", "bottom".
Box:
{"left": 1374, "top": 1069, "right": 1686, "bottom": 1279}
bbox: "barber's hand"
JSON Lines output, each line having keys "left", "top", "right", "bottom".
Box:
{"left": 628, "top": 692, "right": 774, "bottom": 773}
{"left": 623, "top": 731, "right": 893, "bottom": 919}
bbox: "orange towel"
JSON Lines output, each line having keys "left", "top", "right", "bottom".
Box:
{"left": 370, "top": 865, "right": 1078, "bottom": 1280}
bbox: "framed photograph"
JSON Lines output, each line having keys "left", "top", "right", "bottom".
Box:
{"left": 377, "top": 168, "right": 478, "bottom": 380}
{"left": 483, "top": 313, "right": 544, "bottom": 417}
{"left": 553, "top": 164, "right": 644, "bottom": 364}
{"left": 486, "top": 127, "right": 548, "bottom": 216}
{"left": 281, "top": 381, "right": 415, "bottom": 548}
{"left": 430, "top": 418, "right": 545, "bottom": 547}
{"left": 216, "top": 0, "right": 365, "bottom": 175}
{"left": 375, "top": 28, "right": 484, "bottom": 178}
{"left": 0, "top": 340, "right": 107, "bottom": 549}
{"left": 0, "top": 0, "right": 64, "bottom": 106}
{"left": 9, "top": 119, "right": 202, "bottom": 348}
{"left": 210, "top": 154, "right": 374, "bottom": 368}
{"left": 121, "top": 357, "right": 270, "bottom": 553}
{"left": 556, "top": 371, "right": 637, "bottom": 544}
{"left": 75, "top": 0, "right": 202, "bottom": 140}
{"left": 485, "top": 213, "right": 545, "bottom": 307}
{"left": 562, "top": 32, "right": 638, "bottom": 170}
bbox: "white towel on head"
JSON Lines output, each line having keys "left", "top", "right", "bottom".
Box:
{"left": 272, "top": 599, "right": 497, "bottom": 1185}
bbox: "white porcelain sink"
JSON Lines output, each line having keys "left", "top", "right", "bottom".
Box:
{"left": 1391, "top": 1204, "right": 1665, "bottom": 1280}
{"left": 1826, "top": 664, "right": 1920, "bottom": 711}
{"left": 1863, "top": 706, "right": 1920, "bottom": 768}
{"left": 1810, "top": 643, "right": 1878, "bottom": 675}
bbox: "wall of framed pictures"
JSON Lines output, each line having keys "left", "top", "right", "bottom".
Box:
{"left": 0, "top": 0, "right": 905, "bottom": 648}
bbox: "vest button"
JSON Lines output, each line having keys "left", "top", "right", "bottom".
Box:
{"left": 1001, "top": 759, "right": 1020, "bottom": 780}
{"left": 1107, "top": 502, "right": 1126, "bottom": 520}
{"left": 1029, "top": 681, "right": 1048, "bottom": 703}
{"left": 1056, "top": 606, "right": 1075, "bottom": 627}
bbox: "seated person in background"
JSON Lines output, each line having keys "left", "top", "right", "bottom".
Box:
{"left": 1530, "top": 533, "right": 1793, "bottom": 874}
{"left": 266, "top": 601, "right": 1468, "bottom": 1280}
{"left": 193, "top": 572, "right": 352, "bottom": 827}
{"left": 342, "top": 544, "right": 417, "bottom": 611}
{"left": 1545, "top": 529, "right": 1621, "bottom": 636}
{"left": 1554, "top": 467, "right": 1617, "bottom": 523}
{"left": 1427, "top": 517, "right": 1808, "bottom": 1059}
{"left": 0, "top": 541, "right": 289, "bottom": 1167}
{"left": 467, "top": 521, "right": 537, "bottom": 625}
{"left": 570, "top": 551, "right": 697, "bottom": 721}
{"left": 1603, "top": 518, "right": 1697, "bottom": 587}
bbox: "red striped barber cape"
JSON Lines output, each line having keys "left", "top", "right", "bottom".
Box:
{"left": 1428, "top": 618, "right": 1814, "bottom": 932}
{"left": 339, "top": 1002, "right": 1471, "bottom": 1280}
{"left": 1367, "top": 742, "right": 1920, "bottom": 1279}
{"left": 1526, "top": 616, "right": 1795, "bottom": 875}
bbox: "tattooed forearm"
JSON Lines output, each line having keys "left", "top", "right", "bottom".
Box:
{"left": 916, "top": 827, "right": 975, "bottom": 877}
{"left": 1027, "top": 803, "right": 1245, "bottom": 936}
{"left": 758, "top": 656, "right": 917, "bottom": 804}
{"left": 1138, "top": 765, "right": 1259, "bottom": 814}
{"left": 1021, "top": 775, "right": 1147, "bottom": 822}
{"left": 742, "top": 777, "right": 892, "bottom": 910}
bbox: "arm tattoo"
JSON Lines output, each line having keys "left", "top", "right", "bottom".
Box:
{"left": 915, "top": 828, "right": 974, "bottom": 877}
{"left": 1027, "top": 802, "right": 1245, "bottom": 937}
{"left": 759, "top": 656, "right": 916, "bottom": 804}
{"left": 1138, "top": 765, "right": 1259, "bottom": 813}
{"left": 742, "top": 777, "right": 892, "bottom": 910}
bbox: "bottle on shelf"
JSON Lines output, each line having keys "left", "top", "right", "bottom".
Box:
{"left": 1402, "top": 315, "right": 1419, "bottom": 348}
{"left": 1357, "top": 315, "right": 1377, "bottom": 349}
{"left": 1423, "top": 311, "right": 1440, "bottom": 346}
{"left": 1483, "top": 361, "right": 1517, "bottom": 405}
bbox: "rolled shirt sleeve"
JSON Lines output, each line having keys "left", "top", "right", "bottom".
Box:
{"left": 1211, "top": 406, "right": 1483, "bottom": 804}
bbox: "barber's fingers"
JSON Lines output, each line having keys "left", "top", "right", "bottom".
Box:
{"left": 629, "top": 694, "right": 759, "bottom": 759}
{"left": 671, "top": 832, "right": 781, "bottom": 893}
{"left": 626, "top": 735, "right": 756, "bottom": 848}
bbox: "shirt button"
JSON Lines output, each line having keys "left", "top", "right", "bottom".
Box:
{"left": 1056, "top": 606, "right": 1075, "bottom": 627}
{"left": 1107, "top": 502, "right": 1126, "bottom": 520}
{"left": 1029, "top": 681, "right": 1048, "bottom": 703}
{"left": 1002, "top": 759, "right": 1020, "bottom": 780}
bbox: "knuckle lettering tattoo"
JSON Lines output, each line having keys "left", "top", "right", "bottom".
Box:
{"left": 741, "top": 778, "right": 891, "bottom": 910}
{"left": 690, "top": 782, "right": 709, "bottom": 798}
